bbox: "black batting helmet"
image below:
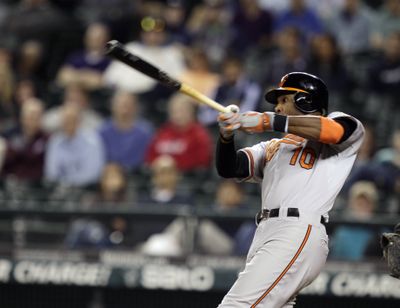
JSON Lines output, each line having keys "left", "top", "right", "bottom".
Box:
{"left": 265, "top": 72, "right": 329, "bottom": 115}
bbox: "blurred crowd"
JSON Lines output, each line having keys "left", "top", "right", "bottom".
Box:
{"left": 0, "top": 0, "right": 399, "bottom": 260}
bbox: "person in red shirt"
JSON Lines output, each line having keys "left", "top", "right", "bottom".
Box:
{"left": 146, "top": 94, "right": 212, "bottom": 172}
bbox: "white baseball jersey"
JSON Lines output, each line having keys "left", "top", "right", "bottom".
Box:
{"left": 218, "top": 112, "right": 365, "bottom": 308}
{"left": 239, "top": 112, "right": 365, "bottom": 217}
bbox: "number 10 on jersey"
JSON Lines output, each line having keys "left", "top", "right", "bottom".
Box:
{"left": 290, "top": 147, "right": 316, "bottom": 170}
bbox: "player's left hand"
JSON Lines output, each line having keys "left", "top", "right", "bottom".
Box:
{"left": 240, "top": 112, "right": 273, "bottom": 134}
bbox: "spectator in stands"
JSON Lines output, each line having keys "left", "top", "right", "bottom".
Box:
{"left": 13, "top": 79, "right": 37, "bottom": 109}
{"left": 97, "top": 163, "right": 129, "bottom": 203}
{"left": 344, "top": 129, "right": 400, "bottom": 205}
{"left": 352, "top": 124, "right": 376, "bottom": 168}
{"left": 370, "top": 0, "right": 400, "bottom": 49}
{"left": 163, "top": 0, "right": 190, "bottom": 45}
{"left": 65, "top": 163, "right": 131, "bottom": 249}
{"left": 274, "top": 0, "right": 323, "bottom": 41}
{"left": 65, "top": 216, "right": 128, "bottom": 249}
{"left": 307, "top": 0, "right": 346, "bottom": 21}
{"left": 45, "top": 103, "right": 105, "bottom": 187}
{"left": 179, "top": 47, "right": 220, "bottom": 98}
{"left": 374, "top": 129, "right": 400, "bottom": 203}
{"left": 137, "top": 155, "right": 193, "bottom": 255}
{"left": 56, "top": 22, "right": 111, "bottom": 91}
{"left": 336, "top": 124, "right": 376, "bottom": 210}
{"left": 186, "top": 0, "right": 233, "bottom": 67}
{"left": 0, "top": 47, "right": 16, "bottom": 132}
{"left": 262, "top": 27, "right": 307, "bottom": 89}
{"left": 0, "top": 136, "right": 5, "bottom": 172}
{"left": 81, "top": 162, "right": 133, "bottom": 208}
{"left": 259, "top": 0, "right": 345, "bottom": 20}
{"left": 14, "top": 40, "right": 46, "bottom": 92}
{"left": 368, "top": 32, "right": 400, "bottom": 97}
{"left": 42, "top": 84, "right": 103, "bottom": 133}
{"left": 365, "top": 32, "right": 400, "bottom": 141}
{"left": 257, "top": 0, "right": 290, "bottom": 14}
{"left": 229, "top": 0, "right": 274, "bottom": 56}
{"left": 1, "top": 98, "right": 48, "bottom": 184}
{"left": 198, "top": 56, "right": 261, "bottom": 127}
{"left": 375, "top": 129, "right": 400, "bottom": 166}
{"left": 0, "top": 2, "right": 11, "bottom": 30}
{"left": 1, "top": 0, "right": 67, "bottom": 45}
{"left": 214, "top": 179, "right": 246, "bottom": 213}
{"left": 139, "top": 155, "right": 192, "bottom": 205}
{"left": 11, "top": 79, "right": 40, "bottom": 131}
{"left": 99, "top": 91, "right": 153, "bottom": 172}
{"left": 344, "top": 162, "right": 399, "bottom": 200}
{"left": 74, "top": 0, "right": 139, "bottom": 42}
{"left": 330, "top": 181, "right": 384, "bottom": 261}
{"left": 103, "top": 16, "right": 185, "bottom": 96}
{"left": 144, "top": 179, "right": 252, "bottom": 256}
{"left": 146, "top": 94, "right": 213, "bottom": 172}
{"left": 326, "top": 0, "right": 372, "bottom": 55}
{"left": 306, "top": 33, "right": 350, "bottom": 94}
{"left": 196, "top": 179, "right": 248, "bottom": 255}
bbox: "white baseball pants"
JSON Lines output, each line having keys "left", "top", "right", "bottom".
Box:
{"left": 218, "top": 214, "right": 329, "bottom": 308}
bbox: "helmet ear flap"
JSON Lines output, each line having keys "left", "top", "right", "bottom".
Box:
{"left": 294, "top": 92, "right": 315, "bottom": 113}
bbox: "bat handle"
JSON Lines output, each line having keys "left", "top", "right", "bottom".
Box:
{"left": 180, "top": 84, "right": 230, "bottom": 113}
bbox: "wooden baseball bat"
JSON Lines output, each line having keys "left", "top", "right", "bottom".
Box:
{"left": 105, "top": 40, "right": 229, "bottom": 113}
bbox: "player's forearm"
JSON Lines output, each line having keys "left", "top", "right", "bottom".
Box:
{"left": 240, "top": 112, "right": 344, "bottom": 144}
{"left": 287, "top": 116, "right": 321, "bottom": 141}
{"left": 216, "top": 136, "right": 249, "bottom": 178}
{"left": 287, "top": 115, "right": 344, "bottom": 144}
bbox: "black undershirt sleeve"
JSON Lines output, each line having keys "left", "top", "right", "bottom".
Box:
{"left": 216, "top": 136, "right": 250, "bottom": 179}
{"left": 333, "top": 117, "right": 357, "bottom": 143}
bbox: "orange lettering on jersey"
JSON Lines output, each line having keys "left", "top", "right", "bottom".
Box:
{"left": 299, "top": 147, "right": 316, "bottom": 169}
{"left": 265, "top": 139, "right": 281, "bottom": 162}
{"left": 283, "top": 134, "right": 306, "bottom": 143}
{"left": 289, "top": 146, "right": 317, "bottom": 170}
{"left": 290, "top": 147, "right": 302, "bottom": 165}
{"left": 265, "top": 137, "right": 304, "bottom": 164}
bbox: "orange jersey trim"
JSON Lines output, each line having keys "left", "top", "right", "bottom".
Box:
{"left": 251, "top": 225, "right": 312, "bottom": 308}
{"left": 319, "top": 117, "right": 344, "bottom": 144}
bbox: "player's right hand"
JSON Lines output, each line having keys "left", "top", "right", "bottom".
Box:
{"left": 239, "top": 111, "right": 273, "bottom": 134}
{"left": 218, "top": 104, "right": 240, "bottom": 139}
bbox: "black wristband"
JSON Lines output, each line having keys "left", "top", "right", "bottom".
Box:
{"left": 273, "top": 114, "right": 288, "bottom": 132}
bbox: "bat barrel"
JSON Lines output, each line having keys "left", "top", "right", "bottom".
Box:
{"left": 105, "top": 40, "right": 181, "bottom": 91}
{"left": 104, "top": 40, "right": 229, "bottom": 113}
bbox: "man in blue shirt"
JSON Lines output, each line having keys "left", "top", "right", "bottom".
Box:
{"left": 99, "top": 91, "right": 153, "bottom": 172}
{"left": 45, "top": 103, "right": 105, "bottom": 186}
{"left": 274, "top": 0, "right": 323, "bottom": 41}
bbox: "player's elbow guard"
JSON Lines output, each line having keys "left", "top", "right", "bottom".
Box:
{"left": 319, "top": 117, "right": 345, "bottom": 144}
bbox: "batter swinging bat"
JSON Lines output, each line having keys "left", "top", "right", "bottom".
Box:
{"left": 105, "top": 40, "right": 229, "bottom": 113}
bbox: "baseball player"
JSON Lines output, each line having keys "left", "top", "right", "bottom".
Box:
{"left": 216, "top": 72, "right": 365, "bottom": 307}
